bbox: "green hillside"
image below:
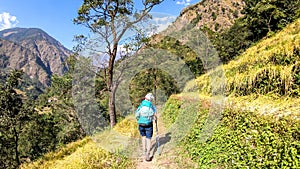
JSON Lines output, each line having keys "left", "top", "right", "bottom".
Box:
{"left": 162, "top": 18, "right": 300, "bottom": 168}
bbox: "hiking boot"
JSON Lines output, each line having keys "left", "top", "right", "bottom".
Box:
{"left": 145, "top": 154, "right": 151, "bottom": 162}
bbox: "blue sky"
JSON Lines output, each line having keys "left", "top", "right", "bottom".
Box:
{"left": 0, "top": 0, "right": 197, "bottom": 50}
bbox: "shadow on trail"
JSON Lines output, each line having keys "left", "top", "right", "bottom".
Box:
{"left": 151, "top": 132, "right": 171, "bottom": 156}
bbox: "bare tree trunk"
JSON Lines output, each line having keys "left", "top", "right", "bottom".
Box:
{"left": 13, "top": 127, "right": 20, "bottom": 167}
{"left": 108, "top": 87, "right": 117, "bottom": 127}
{"left": 108, "top": 47, "right": 117, "bottom": 127}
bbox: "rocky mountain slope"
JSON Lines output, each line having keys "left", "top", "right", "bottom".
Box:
{"left": 174, "top": 0, "right": 245, "bottom": 32}
{"left": 0, "top": 28, "right": 71, "bottom": 86}
{"left": 150, "top": 0, "right": 245, "bottom": 50}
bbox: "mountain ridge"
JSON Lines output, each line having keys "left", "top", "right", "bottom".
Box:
{"left": 0, "top": 27, "right": 71, "bottom": 87}
{"left": 150, "top": 0, "right": 245, "bottom": 50}
{"left": 173, "top": 0, "right": 244, "bottom": 32}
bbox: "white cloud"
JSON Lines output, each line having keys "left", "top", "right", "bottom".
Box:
{"left": 115, "top": 15, "right": 176, "bottom": 57}
{"left": 113, "top": 14, "right": 177, "bottom": 58}
{"left": 149, "top": 15, "right": 177, "bottom": 34}
{"left": 176, "top": 0, "right": 192, "bottom": 6}
{"left": 0, "top": 12, "right": 19, "bottom": 30}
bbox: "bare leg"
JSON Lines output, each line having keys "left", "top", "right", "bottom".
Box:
{"left": 146, "top": 138, "right": 151, "bottom": 161}
{"left": 142, "top": 136, "right": 146, "bottom": 157}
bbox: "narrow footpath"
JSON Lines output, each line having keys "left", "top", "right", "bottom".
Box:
{"left": 134, "top": 101, "right": 198, "bottom": 169}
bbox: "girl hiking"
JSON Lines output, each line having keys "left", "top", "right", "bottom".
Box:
{"left": 135, "top": 93, "right": 157, "bottom": 162}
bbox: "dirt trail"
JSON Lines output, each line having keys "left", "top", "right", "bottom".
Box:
{"left": 134, "top": 103, "right": 197, "bottom": 169}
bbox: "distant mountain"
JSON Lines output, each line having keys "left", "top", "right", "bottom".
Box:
{"left": 147, "top": 0, "right": 245, "bottom": 77}
{"left": 0, "top": 27, "right": 71, "bottom": 87}
{"left": 174, "top": 0, "right": 245, "bottom": 32}
{"left": 151, "top": 0, "right": 245, "bottom": 46}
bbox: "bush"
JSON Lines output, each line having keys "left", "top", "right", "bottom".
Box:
{"left": 181, "top": 107, "right": 299, "bottom": 168}
{"left": 161, "top": 94, "right": 299, "bottom": 168}
{"left": 161, "top": 95, "right": 183, "bottom": 127}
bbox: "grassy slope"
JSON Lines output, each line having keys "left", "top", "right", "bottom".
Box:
{"left": 162, "top": 18, "right": 300, "bottom": 168}
{"left": 21, "top": 117, "right": 139, "bottom": 169}
{"left": 196, "top": 18, "right": 300, "bottom": 94}
{"left": 192, "top": 17, "right": 300, "bottom": 118}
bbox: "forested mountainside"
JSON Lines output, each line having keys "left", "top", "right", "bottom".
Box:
{"left": 0, "top": 28, "right": 71, "bottom": 87}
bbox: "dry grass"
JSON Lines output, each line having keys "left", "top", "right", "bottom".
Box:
{"left": 226, "top": 94, "right": 300, "bottom": 119}
{"left": 21, "top": 137, "right": 91, "bottom": 169}
{"left": 185, "top": 18, "right": 300, "bottom": 119}
{"left": 20, "top": 117, "right": 139, "bottom": 169}
{"left": 113, "top": 115, "right": 139, "bottom": 138}
{"left": 195, "top": 18, "right": 300, "bottom": 97}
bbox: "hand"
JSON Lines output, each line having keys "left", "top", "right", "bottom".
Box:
{"left": 153, "top": 115, "right": 157, "bottom": 121}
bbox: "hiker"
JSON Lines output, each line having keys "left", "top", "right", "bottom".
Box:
{"left": 135, "top": 93, "right": 157, "bottom": 162}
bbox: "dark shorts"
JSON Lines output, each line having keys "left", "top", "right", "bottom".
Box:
{"left": 138, "top": 123, "right": 153, "bottom": 139}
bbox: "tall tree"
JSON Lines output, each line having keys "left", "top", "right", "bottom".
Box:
{"left": 242, "top": 0, "right": 300, "bottom": 41}
{"left": 129, "top": 68, "right": 180, "bottom": 107}
{"left": 0, "top": 70, "right": 33, "bottom": 168}
{"left": 74, "top": 0, "right": 164, "bottom": 127}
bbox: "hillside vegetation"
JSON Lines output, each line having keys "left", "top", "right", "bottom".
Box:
{"left": 20, "top": 118, "right": 139, "bottom": 169}
{"left": 162, "top": 18, "right": 300, "bottom": 168}
{"left": 196, "top": 17, "right": 300, "bottom": 100}
{"left": 20, "top": 137, "right": 134, "bottom": 169}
